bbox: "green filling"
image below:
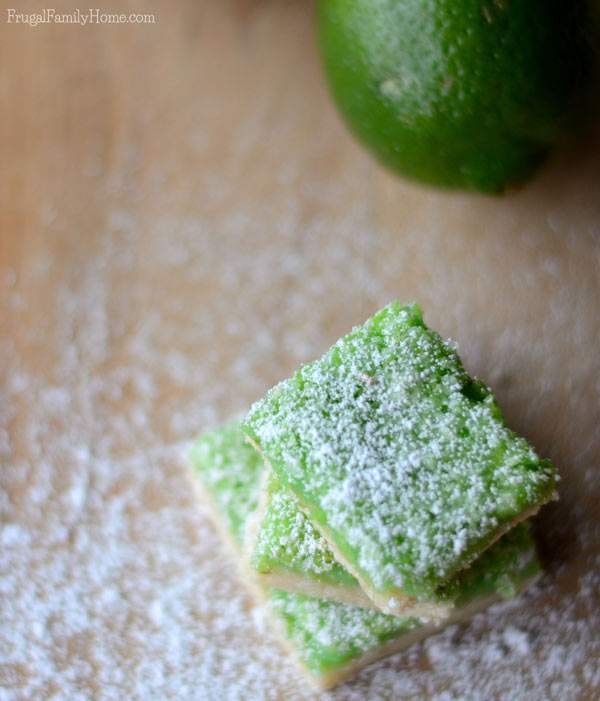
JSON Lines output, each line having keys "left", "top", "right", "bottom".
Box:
{"left": 191, "top": 422, "right": 541, "bottom": 679}
{"left": 243, "top": 301, "right": 556, "bottom": 598}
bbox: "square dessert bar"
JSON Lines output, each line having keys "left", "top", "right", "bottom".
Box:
{"left": 248, "top": 470, "right": 540, "bottom": 619}
{"left": 243, "top": 302, "right": 557, "bottom": 612}
{"left": 246, "top": 469, "right": 374, "bottom": 609}
{"left": 189, "top": 422, "right": 541, "bottom": 689}
{"left": 189, "top": 420, "right": 263, "bottom": 546}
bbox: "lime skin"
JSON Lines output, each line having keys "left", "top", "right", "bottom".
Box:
{"left": 318, "top": 0, "right": 591, "bottom": 193}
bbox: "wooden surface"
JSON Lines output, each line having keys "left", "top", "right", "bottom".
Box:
{"left": 1, "top": 2, "right": 599, "bottom": 699}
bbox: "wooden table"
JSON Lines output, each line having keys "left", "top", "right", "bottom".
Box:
{"left": 1, "top": 2, "right": 599, "bottom": 699}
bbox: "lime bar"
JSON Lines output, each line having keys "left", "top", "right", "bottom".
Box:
{"left": 190, "top": 420, "right": 263, "bottom": 545}
{"left": 189, "top": 422, "right": 541, "bottom": 689}
{"left": 247, "top": 469, "right": 373, "bottom": 608}
{"left": 243, "top": 302, "right": 557, "bottom": 612}
{"left": 248, "top": 470, "right": 539, "bottom": 619}
{"left": 270, "top": 532, "right": 539, "bottom": 688}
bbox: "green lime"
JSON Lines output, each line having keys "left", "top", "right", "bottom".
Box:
{"left": 317, "top": 0, "right": 591, "bottom": 193}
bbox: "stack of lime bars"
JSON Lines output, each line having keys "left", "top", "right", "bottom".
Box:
{"left": 189, "top": 302, "right": 557, "bottom": 689}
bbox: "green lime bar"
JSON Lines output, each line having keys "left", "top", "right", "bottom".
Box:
{"left": 189, "top": 423, "right": 541, "bottom": 689}
{"left": 249, "top": 470, "right": 539, "bottom": 619}
{"left": 190, "top": 420, "right": 264, "bottom": 546}
{"left": 247, "top": 469, "right": 372, "bottom": 608}
{"left": 243, "top": 302, "right": 557, "bottom": 612}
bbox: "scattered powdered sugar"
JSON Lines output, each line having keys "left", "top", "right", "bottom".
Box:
{"left": 501, "top": 625, "right": 531, "bottom": 656}
{"left": 0, "top": 447, "right": 311, "bottom": 701}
